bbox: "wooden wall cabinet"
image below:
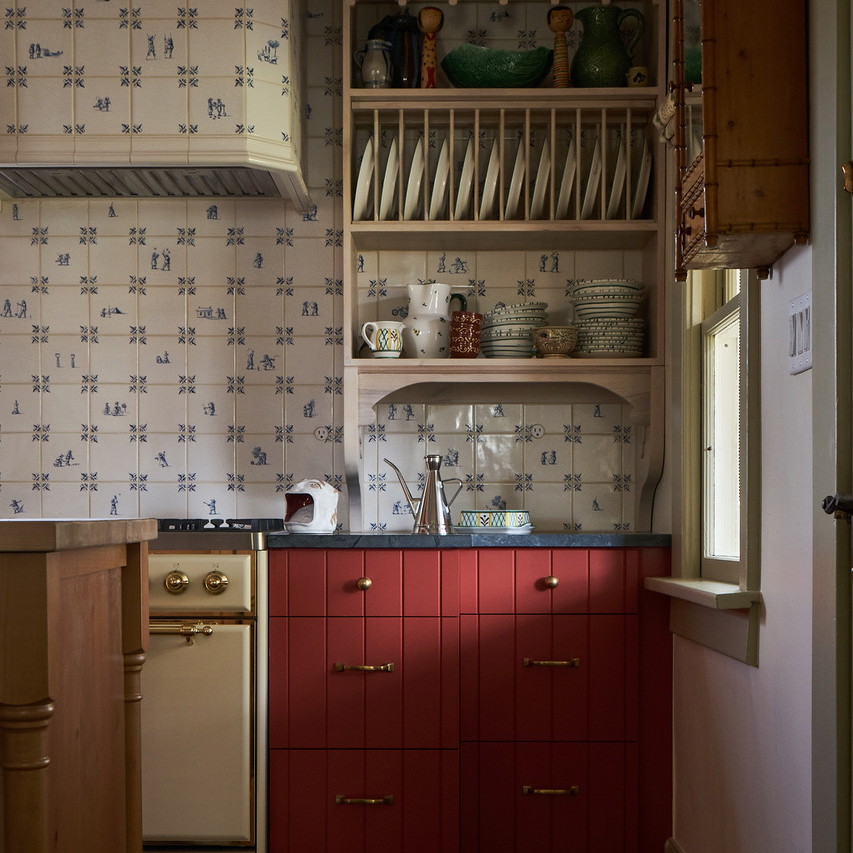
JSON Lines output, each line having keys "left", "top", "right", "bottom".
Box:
{"left": 673, "top": 0, "right": 809, "bottom": 279}
{"left": 267, "top": 546, "right": 672, "bottom": 852}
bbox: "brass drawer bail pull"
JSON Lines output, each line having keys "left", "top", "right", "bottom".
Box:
{"left": 523, "top": 657, "right": 580, "bottom": 668}
{"left": 335, "top": 795, "right": 394, "bottom": 806}
{"left": 522, "top": 785, "right": 580, "bottom": 797}
{"left": 333, "top": 662, "right": 395, "bottom": 673}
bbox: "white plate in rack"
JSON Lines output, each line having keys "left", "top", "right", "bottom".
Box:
{"left": 352, "top": 135, "right": 374, "bottom": 221}
{"left": 479, "top": 138, "right": 500, "bottom": 220}
{"left": 504, "top": 137, "right": 526, "bottom": 219}
{"left": 403, "top": 137, "right": 424, "bottom": 220}
{"left": 428, "top": 138, "right": 450, "bottom": 220}
{"left": 454, "top": 136, "right": 475, "bottom": 220}
{"left": 555, "top": 138, "right": 576, "bottom": 219}
{"left": 581, "top": 135, "right": 602, "bottom": 220}
{"left": 529, "top": 138, "right": 551, "bottom": 220}
{"left": 631, "top": 138, "right": 652, "bottom": 219}
{"left": 379, "top": 137, "right": 399, "bottom": 221}
{"left": 606, "top": 133, "right": 627, "bottom": 219}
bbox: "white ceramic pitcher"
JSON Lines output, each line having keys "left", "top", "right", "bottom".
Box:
{"left": 406, "top": 282, "right": 467, "bottom": 317}
{"left": 404, "top": 283, "right": 467, "bottom": 358}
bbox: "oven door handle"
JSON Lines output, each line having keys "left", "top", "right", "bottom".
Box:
{"left": 149, "top": 621, "right": 215, "bottom": 644}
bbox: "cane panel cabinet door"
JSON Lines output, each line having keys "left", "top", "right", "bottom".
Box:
{"left": 458, "top": 548, "right": 671, "bottom": 852}
{"left": 267, "top": 548, "right": 464, "bottom": 852}
{"left": 672, "top": 0, "right": 809, "bottom": 278}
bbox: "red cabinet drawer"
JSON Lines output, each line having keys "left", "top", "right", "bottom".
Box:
{"left": 269, "top": 748, "right": 460, "bottom": 853}
{"left": 460, "top": 741, "right": 638, "bottom": 853}
{"left": 269, "top": 549, "right": 462, "bottom": 617}
{"left": 460, "top": 613, "right": 637, "bottom": 742}
{"left": 460, "top": 549, "right": 643, "bottom": 615}
{"left": 269, "top": 616, "right": 459, "bottom": 749}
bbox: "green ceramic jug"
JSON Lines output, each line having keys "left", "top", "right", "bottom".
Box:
{"left": 570, "top": 5, "right": 645, "bottom": 88}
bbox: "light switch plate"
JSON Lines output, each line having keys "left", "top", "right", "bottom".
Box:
{"left": 788, "top": 291, "right": 812, "bottom": 375}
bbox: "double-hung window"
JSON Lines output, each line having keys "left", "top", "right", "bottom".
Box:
{"left": 646, "top": 268, "right": 761, "bottom": 665}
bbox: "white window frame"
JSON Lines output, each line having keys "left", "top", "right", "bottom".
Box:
{"left": 645, "top": 268, "right": 762, "bottom": 665}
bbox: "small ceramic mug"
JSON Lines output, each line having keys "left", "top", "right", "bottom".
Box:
{"left": 361, "top": 320, "right": 405, "bottom": 358}
{"left": 450, "top": 310, "right": 483, "bottom": 359}
{"left": 627, "top": 66, "right": 649, "bottom": 87}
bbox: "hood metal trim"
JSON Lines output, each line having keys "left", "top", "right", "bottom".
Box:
{"left": 0, "top": 166, "right": 284, "bottom": 198}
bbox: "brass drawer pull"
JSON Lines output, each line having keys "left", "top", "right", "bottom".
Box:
{"left": 333, "top": 662, "right": 395, "bottom": 673}
{"left": 356, "top": 576, "right": 372, "bottom": 590}
{"left": 335, "top": 795, "right": 394, "bottom": 806}
{"left": 522, "top": 785, "right": 580, "bottom": 797}
{"left": 543, "top": 575, "right": 559, "bottom": 589}
{"left": 523, "top": 657, "right": 580, "bottom": 668}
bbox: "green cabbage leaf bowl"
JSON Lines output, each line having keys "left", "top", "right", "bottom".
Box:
{"left": 441, "top": 44, "right": 554, "bottom": 89}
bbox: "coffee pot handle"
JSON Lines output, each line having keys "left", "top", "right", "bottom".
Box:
{"left": 442, "top": 477, "right": 464, "bottom": 507}
{"left": 449, "top": 293, "right": 468, "bottom": 312}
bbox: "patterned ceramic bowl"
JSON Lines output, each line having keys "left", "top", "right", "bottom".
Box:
{"left": 532, "top": 325, "right": 577, "bottom": 358}
{"left": 458, "top": 509, "right": 531, "bottom": 528}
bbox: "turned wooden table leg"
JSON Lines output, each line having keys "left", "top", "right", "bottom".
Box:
{"left": 124, "top": 651, "right": 146, "bottom": 852}
{"left": 0, "top": 701, "right": 54, "bottom": 853}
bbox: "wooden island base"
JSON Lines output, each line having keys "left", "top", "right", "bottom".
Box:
{"left": 0, "top": 519, "right": 156, "bottom": 853}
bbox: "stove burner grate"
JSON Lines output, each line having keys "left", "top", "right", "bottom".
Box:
{"left": 157, "top": 518, "right": 285, "bottom": 533}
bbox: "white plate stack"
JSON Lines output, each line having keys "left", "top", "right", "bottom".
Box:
{"left": 568, "top": 279, "right": 645, "bottom": 358}
{"left": 479, "top": 301, "right": 549, "bottom": 358}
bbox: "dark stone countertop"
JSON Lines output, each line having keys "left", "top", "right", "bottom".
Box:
{"left": 267, "top": 531, "right": 671, "bottom": 549}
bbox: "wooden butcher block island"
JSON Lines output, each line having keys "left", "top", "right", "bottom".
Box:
{"left": 0, "top": 518, "right": 156, "bottom": 853}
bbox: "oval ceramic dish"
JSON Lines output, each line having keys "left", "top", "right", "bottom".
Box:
{"left": 454, "top": 524, "right": 534, "bottom": 534}
{"left": 458, "top": 509, "right": 531, "bottom": 528}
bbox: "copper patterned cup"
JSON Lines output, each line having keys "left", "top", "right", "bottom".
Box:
{"left": 450, "top": 310, "right": 483, "bottom": 358}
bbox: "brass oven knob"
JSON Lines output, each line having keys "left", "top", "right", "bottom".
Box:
{"left": 356, "top": 577, "right": 372, "bottom": 591}
{"left": 164, "top": 570, "right": 189, "bottom": 594}
{"left": 544, "top": 576, "right": 559, "bottom": 589}
{"left": 203, "top": 571, "right": 229, "bottom": 594}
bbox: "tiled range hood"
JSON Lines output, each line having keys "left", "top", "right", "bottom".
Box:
{"left": 0, "top": 1, "right": 310, "bottom": 205}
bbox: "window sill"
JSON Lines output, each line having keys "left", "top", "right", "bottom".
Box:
{"left": 645, "top": 577, "right": 761, "bottom": 666}
{"left": 644, "top": 576, "right": 761, "bottom": 609}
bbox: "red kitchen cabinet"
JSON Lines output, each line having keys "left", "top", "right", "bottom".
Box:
{"left": 270, "top": 748, "right": 459, "bottom": 853}
{"left": 269, "top": 615, "right": 459, "bottom": 749}
{"left": 267, "top": 547, "right": 671, "bottom": 853}
{"left": 459, "top": 548, "right": 670, "bottom": 853}
{"left": 270, "top": 547, "right": 461, "bottom": 617}
{"left": 268, "top": 549, "right": 464, "bottom": 853}
{"left": 461, "top": 741, "right": 638, "bottom": 853}
{"left": 460, "top": 613, "right": 637, "bottom": 742}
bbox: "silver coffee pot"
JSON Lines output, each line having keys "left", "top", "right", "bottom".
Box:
{"left": 384, "top": 454, "right": 463, "bottom": 535}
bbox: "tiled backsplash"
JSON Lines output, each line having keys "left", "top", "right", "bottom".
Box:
{"left": 363, "top": 401, "right": 636, "bottom": 532}
{"left": 0, "top": 0, "right": 641, "bottom": 530}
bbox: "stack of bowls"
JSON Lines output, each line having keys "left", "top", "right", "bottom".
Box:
{"left": 568, "top": 279, "right": 645, "bottom": 357}
{"left": 479, "top": 301, "right": 549, "bottom": 358}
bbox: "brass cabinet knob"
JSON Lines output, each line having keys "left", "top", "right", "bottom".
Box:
{"left": 544, "top": 575, "right": 559, "bottom": 589}
{"left": 164, "top": 570, "right": 189, "bottom": 594}
{"left": 356, "top": 576, "right": 372, "bottom": 590}
{"left": 203, "top": 570, "right": 229, "bottom": 594}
